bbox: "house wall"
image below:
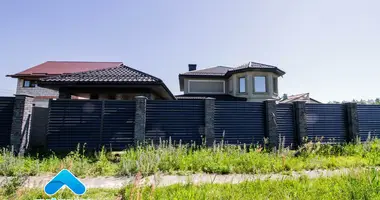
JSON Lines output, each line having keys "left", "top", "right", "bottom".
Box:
{"left": 15, "top": 78, "right": 59, "bottom": 108}
{"left": 16, "top": 78, "right": 59, "bottom": 97}
{"left": 183, "top": 72, "right": 280, "bottom": 102}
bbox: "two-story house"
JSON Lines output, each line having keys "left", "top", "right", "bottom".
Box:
{"left": 177, "top": 62, "right": 286, "bottom": 102}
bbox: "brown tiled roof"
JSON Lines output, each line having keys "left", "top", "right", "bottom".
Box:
{"left": 40, "top": 65, "right": 161, "bottom": 83}
{"left": 180, "top": 66, "right": 232, "bottom": 76}
{"left": 179, "top": 61, "right": 285, "bottom": 77}
{"left": 7, "top": 61, "right": 123, "bottom": 77}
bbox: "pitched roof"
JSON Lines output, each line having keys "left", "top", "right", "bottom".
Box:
{"left": 40, "top": 65, "right": 161, "bottom": 83}
{"left": 7, "top": 61, "right": 123, "bottom": 77}
{"left": 175, "top": 94, "right": 247, "bottom": 101}
{"left": 179, "top": 61, "right": 285, "bottom": 77}
{"left": 280, "top": 93, "right": 322, "bottom": 104}
{"left": 180, "top": 66, "right": 232, "bottom": 76}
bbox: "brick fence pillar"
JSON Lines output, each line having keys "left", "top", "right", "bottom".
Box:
{"left": 345, "top": 102, "right": 359, "bottom": 143}
{"left": 11, "top": 95, "right": 34, "bottom": 155}
{"left": 293, "top": 101, "right": 308, "bottom": 146}
{"left": 204, "top": 98, "right": 215, "bottom": 146}
{"left": 134, "top": 96, "right": 147, "bottom": 145}
{"left": 264, "top": 100, "right": 278, "bottom": 148}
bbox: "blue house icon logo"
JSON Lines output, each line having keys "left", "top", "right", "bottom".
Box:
{"left": 44, "top": 169, "right": 86, "bottom": 196}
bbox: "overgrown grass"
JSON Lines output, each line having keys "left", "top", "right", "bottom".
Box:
{"left": 1, "top": 139, "right": 380, "bottom": 177}
{"left": 1, "top": 169, "right": 379, "bottom": 199}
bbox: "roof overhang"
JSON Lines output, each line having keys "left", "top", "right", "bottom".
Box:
{"left": 39, "top": 81, "right": 176, "bottom": 100}
{"left": 225, "top": 68, "right": 286, "bottom": 77}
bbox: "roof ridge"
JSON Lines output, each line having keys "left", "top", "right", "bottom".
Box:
{"left": 46, "top": 61, "right": 122, "bottom": 63}
{"left": 46, "top": 63, "right": 124, "bottom": 79}
{"left": 121, "top": 65, "right": 162, "bottom": 82}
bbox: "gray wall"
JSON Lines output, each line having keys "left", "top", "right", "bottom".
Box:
{"left": 16, "top": 78, "right": 58, "bottom": 97}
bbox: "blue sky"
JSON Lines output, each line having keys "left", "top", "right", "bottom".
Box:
{"left": 1, "top": 0, "right": 379, "bottom": 102}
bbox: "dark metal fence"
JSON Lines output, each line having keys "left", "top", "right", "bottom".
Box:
{"left": 276, "top": 103, "right": 296, "bottom": 147}
{"left": 214, "top": 101, "right": 265, "bottom": 145}
{"left": 41, "top": 98, "right": 380, "bottom": 152}
{"left": 357, "top": 105, "right": 380, "bottom": 141}
{"left": 146, "top": 100, "right": 205, "bottom": 144}
{"left": 0, "top": 97, "right": 15, "bottom": 147}
{"left": 48, "top": 100, "right": 135, "bottom": 151}
{"left": 305, "top": 104, "right": 347, "bottom": 143}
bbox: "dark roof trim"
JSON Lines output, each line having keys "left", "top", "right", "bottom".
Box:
{"left": 225, "top": 67, "right": 286, "bottom": 77}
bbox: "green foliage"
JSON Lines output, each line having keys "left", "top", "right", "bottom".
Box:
{"left": 329, "top": 98, "right": 380, "bottom": 104}
{"left": 0, "top": 140, "right": 380, "bottom": 177}
{"left": 0, "top": 169, "right": 380, "bottom": 199}
{"left": 123, "top": 169, "right": 380, "bottom": 200}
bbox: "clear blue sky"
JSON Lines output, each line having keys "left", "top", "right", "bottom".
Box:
{"left": 1, "top": 0, "right": 379, "bottom": 102}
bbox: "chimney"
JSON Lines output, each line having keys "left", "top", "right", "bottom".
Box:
{"left": 188, "top": 64, "right": 197, "bottom": 71}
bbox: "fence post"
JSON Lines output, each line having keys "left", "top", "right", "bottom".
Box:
{"left": 204, "top": 98, "right": 215, "bottom": 146}
{"left": 293, "top": 101, "right": 308, "bottom": 146}
{"left": 345, "top": 102, "right": 359, "bottom": 143}
{"left": 264, "top": 100, "right": 278, "bottom": 148}
{"left": 134, "top": 96, "right": 147, "bottom": 145}
{"left": 10, "top": 95, "right": 34, "bottom": 156}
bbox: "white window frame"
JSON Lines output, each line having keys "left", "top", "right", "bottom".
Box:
{"left": 188, "top": 79, "right": 225, "bottom": 94}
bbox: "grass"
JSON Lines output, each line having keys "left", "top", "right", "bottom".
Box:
{"left": 1, "top": 168, "right": 379, "bottom": 200}
{"left": 0, "top": 138, "right": 380, "bottom": 177}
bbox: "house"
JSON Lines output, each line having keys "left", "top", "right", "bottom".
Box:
{"left": 7, "top": 61, "right": 175, "bottom": 107}
{"left": 279, "top": 93, "right": 322, "bottom": 104}
{"left": 177, "top": 62, "right": 286, "bottom": 102}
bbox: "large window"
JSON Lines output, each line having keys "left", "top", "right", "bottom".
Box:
{"left": 23, "top": 80, "right": 37, "bottom": 88}
{"left": 254, "top": 76, "right": 267, "bottom": 93}
{"left": 273, "top": 77, "right": 278, "bottom": 94}
{"left": 188, "top": 80, "right": 225, "bottom": 93}
{"left": 239, "top": 77, "right": 246, "bottom": 93}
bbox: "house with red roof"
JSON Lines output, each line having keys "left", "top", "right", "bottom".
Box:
{"left": 7, "top": 61, "right": 175, "bottom": 107}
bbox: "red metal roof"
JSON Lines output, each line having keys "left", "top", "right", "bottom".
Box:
{"left": 8, "top": 61, "right": 123, "bottom": 77}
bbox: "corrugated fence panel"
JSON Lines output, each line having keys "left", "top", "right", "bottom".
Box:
{"left": 0, "top": 97, "right": 15, "bottom": 147}
{"left": 214, "top": 101, "right": 265, "bottom": 144}
{"left": 102, "top": 101, "right": 135, "bottom": 150}
{"left": 357, "top": 105, "right": 380, "bottom": 141}
{"left": 48, "top": 100, "right": 102, "bottom": 150}
{"left": 146, "top": 100, "right": 204, "bottom": 144}
{"left": 305, "top": 104, "right": 347, "bottom": 143}
{"left": 276, "top": 103, "right": 296, "bottom": 147}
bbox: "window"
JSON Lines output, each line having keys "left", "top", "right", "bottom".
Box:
{"left": 254, "top": 76, "right": 267, "bottom": 93}
{"left": 239, "top": 77, "right": 246, "bottom": 93}
{"left": 188, "top": 80, "right": 225, "bottom": 93}
{"left": 273, "top": 77, "right": 278, "bottom": 94}
{"left": 23, "top": 80, "right": 37, "bottom": 88}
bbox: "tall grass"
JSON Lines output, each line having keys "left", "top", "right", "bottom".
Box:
{"left": 0, "top": 139, "right": 380, "bottom": 177}
{"left": 1, "top": 169, "right": 379, "bottom": 199}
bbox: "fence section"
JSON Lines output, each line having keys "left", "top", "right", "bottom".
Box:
{"left": 276, "top": 103, "right": 296, "bottom": 147}
{"left": 48, "top": 100, "right": 103, "bottom": 150}
{"left": 305, "top": 104, "right": 347, "bottom": 143}
{"left": 0, "top": 97, "right": 15, "bottom": 147}
{"left": 214, "top": 102, "right": 265, "bottom": 144}
{"left": 357, "top": 105, "right": 380, "bottom": 141}
{"left": 145, "top": 100, "right": 205, "bottom": 144}
{"left": 102, "top": 101, "right": 135, "bottom": 149}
